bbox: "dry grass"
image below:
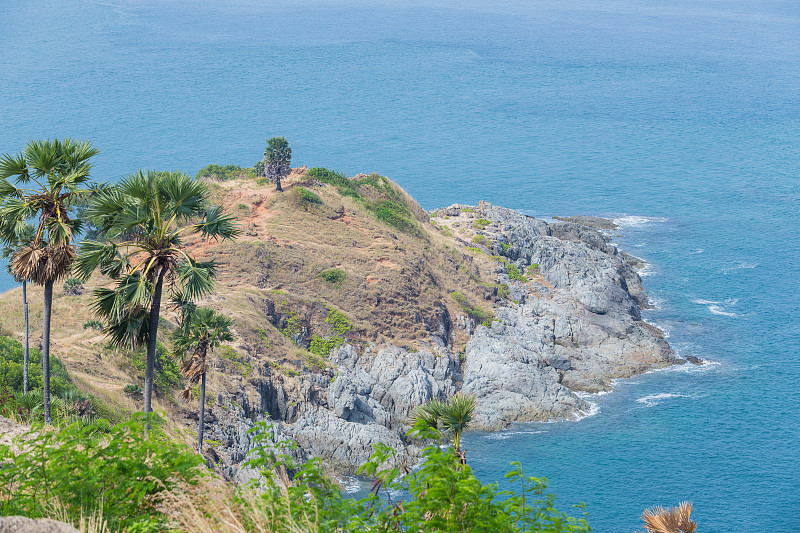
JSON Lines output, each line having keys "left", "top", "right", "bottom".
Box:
{"left": 159, "top": 477, "right": 318, "bottom": 533}
{"left": 639, "top": 502, "right": 696, "bottom": 533}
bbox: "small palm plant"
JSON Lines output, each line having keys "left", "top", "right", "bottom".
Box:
{"left": 0, "top": 138, "right": 99, "bottom": 423}
{"left": 263, "top": 137, "right": 291, "bottom": 192}
{"left": 639, "top": 502, "right": 696, "bottom": 533}
{"left": 409, "top": 392, "right": 476, "bottom": 454}
{"left": 0, "top": 222, "right": 35, "bottom": 393}
{"left": 74, "top": 170, "right": 239, "bottom": 417}
{"left": 170, "top": 307, "right": 233, "bottom": 452}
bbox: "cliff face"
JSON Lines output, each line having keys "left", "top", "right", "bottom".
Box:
{"left": 0, "top": 169, "right": 680, "bottom": 479}
{"left": 202, "top": 198, "right": 677, "bottom": 479}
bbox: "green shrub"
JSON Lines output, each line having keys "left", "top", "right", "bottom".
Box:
{"left": 82, "top": 319, "right": 102, "bottom": 330}
{"left": 506, "top": 263, "right": 527, "bottom": 282}
{"left": 0, "top": 335, "right": 76, "bottom": 398}
{"left": 325, "top": 308, "right": 352, "bottom": 335}
{"left": 502, "top": 243, "right": 511, "bottom": 253}
{"left": 219, "top": 346, "right": 253, "bottom": 378}
{"left": 466, "top": 246, "right": 484, "bottom": 254}
{"left": 318, "top": 267, "right": 346, "bottom": 285}
{"left": 241, "top": 422, "right": 592, "bottom": 533}
{"left": 196, "top": 164, "right": 255, "bottom": 181}
{"left": 62, "top": 277, "right": 84, "bottom": 295}
{"left": 123, "top": 383, "right": 142, "bottom": 396}
{"left": 305, "top": 351, "right": 326, "bottom": 370}
{"left": 130, "top": 342, "right": 181, "bottom": 394}
{"left": 472, "top": 234, "right": 489, "bottom": 246}
{"left": 460, "top": 207, "right": 475, "bottom": 213}
{"left": 295, "top": 186, "right": 322, "bottom": 207}
{"left": 307, "top": 167, "right": 359, "bottom": 198}
{"left": 256, "top": 176, "right": 271, "bottom": 186}
{"left": 450, "top": 291, "right": 495, "bottom": 327}
{"left": 0, "top": 414, "right": 204, "bottom": 531}
{"left": 473, "top": 218, "right": 491, "bottom": 229}
{"left": 372, "top": 200, "right": 420, "bottom": 236}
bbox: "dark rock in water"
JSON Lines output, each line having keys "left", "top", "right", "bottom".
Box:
{"left": 685, "top": 355, "right": 704, "bottom": 365}
{"left": 0, "top": 516, "right": 80, "bottom": 533}
{"left": 552, "top": 215, "right": 618, "bottom": 231}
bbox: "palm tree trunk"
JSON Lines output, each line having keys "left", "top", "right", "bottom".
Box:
{"left": 199, "top": 370, "right": 206, "bottom": 453}
{"left": 275, "top": 173, "right": 283, "bottom": 192}
{"left": 23, "top": 280, "right": 29, "bottom": 394}
{"left": 42, "top": 279, "right": 53, "bottom": 424}
{"left": 143, "top": 268, "right": 165, "bottom": 417}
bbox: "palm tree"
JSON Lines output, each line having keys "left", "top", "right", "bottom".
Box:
{"left": 263, "top": 137, "right": 291, "bottom": 192}
{"left": 409, "top": 392, "right": 476, "bottom": 454}
{"left": 0, "top": 139, "right": 99, "bottom": 424}
{"left": 0, "top": 222, "right": 35, "bottom": 393}
{"left": 74, "top": 170, "right": 239, "bottom": 417}
{"left": 171, "top": 306, "right": 233, "bottom": 452}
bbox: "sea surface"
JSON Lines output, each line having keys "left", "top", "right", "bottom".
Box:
{"left": 1, "top": 0, "right": 798, "bottom": 530}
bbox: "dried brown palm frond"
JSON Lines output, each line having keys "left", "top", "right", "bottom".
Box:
{"left": 180, "top": 345, "right": 209, "bottom": 384}
{"left": 11, "top": 242, "right": 75, "bottom": 285}
{"left": 640, "top": 501, "right": 696, "bottom": 533}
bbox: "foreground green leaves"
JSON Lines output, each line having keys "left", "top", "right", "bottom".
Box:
{"left": 0, "top": 413, "right": 204, "bottom": 532}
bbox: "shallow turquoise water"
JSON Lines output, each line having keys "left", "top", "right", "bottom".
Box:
{"left": 1, "top": 1, "right": 798, "bottom": 530}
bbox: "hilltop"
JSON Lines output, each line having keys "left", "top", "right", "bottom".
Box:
{"left": 0, "top": 167, "right": 681, "bottom": 477}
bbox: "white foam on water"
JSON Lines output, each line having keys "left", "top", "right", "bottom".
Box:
{"left": 689, "top": 248, "right": 704, "bottom": 254}
{"left": 638, "top": 262, "right": 655, "bottom": 277}
{"left": 643, "top": 318, "right": 670, "bottom": 338}
{"left": 709, "top": 305, "right": 737, "bottom": 317}
{"left": 573, "top": 401, "right": 600, "bottom": 420}
{"left": 692, "top": 298, "right": 737, "bottom": 317}
{"left": 484, "top": 429, "right": 547, "bottom": 441}
{"left": 336, "top": 475, "right": 363, "bottom": 494}
{"left": 612, "top": 215, "right": 668, "bottom": 228}
{"left": 635, "top": 392, "right": 688, "bottom": 407}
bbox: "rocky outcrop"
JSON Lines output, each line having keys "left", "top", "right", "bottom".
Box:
{"left": 204, "top": 205, "right": 676, "bottom": 476}
{"left": 0, "top": 517, "right": 79, "bottom": 533}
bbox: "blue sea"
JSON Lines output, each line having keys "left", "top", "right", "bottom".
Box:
{"left": 1, "top": 0, "right": 798, "bottom": 530}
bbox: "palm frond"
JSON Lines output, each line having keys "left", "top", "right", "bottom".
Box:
{"left": 641, "top": 502, "right": 696, "bottom": 533}
{"left": 74, "top": 240, "right": 121, "bottom": 281}
{"left": 193, "top": 205, "right": 241, "bottom": 241}
{"left": 10, "top": 243, "right": 75, "bottom": 285}
{"left": 0, "top": 152, "right": 29, "bottom": 182}
{"left": 159, "top": 171, "right": 208, "bottom": 220}
{"left": 177, "top": 259, "right": 216, "bottom": 300}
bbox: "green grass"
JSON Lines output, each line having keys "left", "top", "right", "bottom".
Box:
{"left": 471, "top": 234, "right": 489, "bottom": 246}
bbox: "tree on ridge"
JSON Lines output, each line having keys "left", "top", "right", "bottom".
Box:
{"left": 409, "top": 392, "right": 476, "bottom": 456}
{"left": 74, "top": 170, "right": 239, "bottom": 418}
{"left": 0, "top": 138, "right": 99, "bottom": 423}
{"left": 263, "top": 137, "right": 291, "bottom": 192}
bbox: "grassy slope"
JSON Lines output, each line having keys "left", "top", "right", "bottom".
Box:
{"left": 0, "top": 168, "right": 506, "bottom": 431}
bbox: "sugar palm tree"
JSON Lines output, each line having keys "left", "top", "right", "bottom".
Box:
{"left": 74, "top": 170, "right": 239, "bottom": 417}
{"left": 171, "top": 306, "right": 233, "bottom": 452}
{"left": 0, "top": 222, "right": 35, "bottom": 393}
{"left": 0, "top": 138, "right": 99, "bottom": 424}
{"left": 263, "top": 137, "right": 291, "bottom": 192}
{"left": 409, "top": 392, "right": 476, "bottom": 453}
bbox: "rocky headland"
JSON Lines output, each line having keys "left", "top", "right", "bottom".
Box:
{"left": 0, "top": 170, "right": 687, "bottom": 481}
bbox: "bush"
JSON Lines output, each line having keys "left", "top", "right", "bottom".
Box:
{"left": 196, "top": 164, "right": 255, "bottom": 181}
{"left": 0, "top": 413, "right": 204, "bottom": 531}
{"left": 294, "top": 186, "right": 322, "bottom": 208}
{"left": 82, "top": 319, "right": 102, "bottom": 330}
{"left": 62, "top": 277, "right": 84, "bottom": 295}
{"left": 450, "top": 291, "right": 495, "bottom": 327}
{"left": 307, "top": 167, "right": 359, "bottom": 198}
{"left": 318, "top": 267, "right": 346, "bottom": 285}
{"left": 373, "top": 200, "right": 420, "bottom": 236}
{"left": 123, "top": 383, "right": 142, "bottom": 396}
{"left": 130, "top": 342, "right": 181, "bottom": 394}
{"left": 0, "top": 335, "right": 76, "bottom": 398}
{"left": 473, "top": 218, "right": 491, "bottom": 229}
{"left": 472, "top": 234, "right": 490, "bottom": 246}
{"left": 238, "top": 422, "right": 592, "bottom": 533}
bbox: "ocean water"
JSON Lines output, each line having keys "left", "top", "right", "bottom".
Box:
{"left": 1, "top": 0, "right": 798, "bottom": 530}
